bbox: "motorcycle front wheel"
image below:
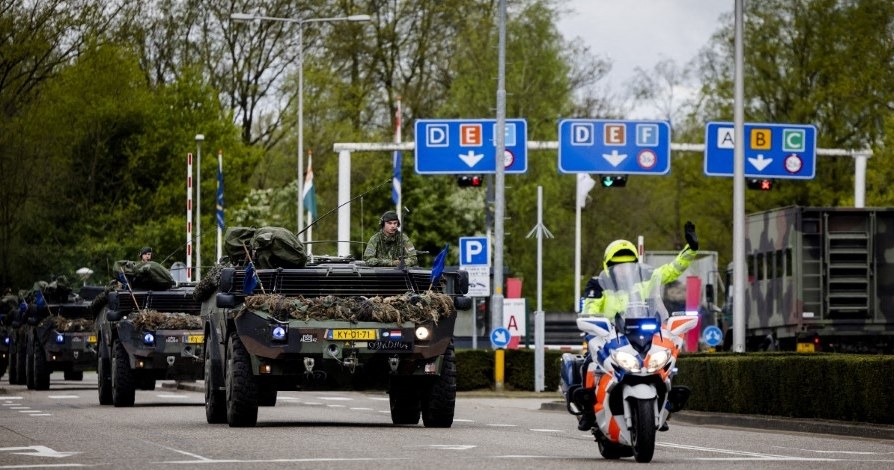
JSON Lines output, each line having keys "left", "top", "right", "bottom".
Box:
{"left": 631, "top": 398, "right": 657, "bottom": 463}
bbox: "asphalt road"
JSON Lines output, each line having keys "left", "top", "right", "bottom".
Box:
{"left": 0, "top": 372, "right": 891, "bottom": 469}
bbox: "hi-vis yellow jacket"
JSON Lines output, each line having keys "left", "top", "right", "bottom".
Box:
{"left": 582, "top": 246, "right": 698, "bottom": 318}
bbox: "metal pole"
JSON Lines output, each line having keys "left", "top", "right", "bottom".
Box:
{"left": 534, "top": 187, "right": 545, "bottom": 392}
{"left": 337, "top": 150, "right": 351, "bottom": 257}
{"left": 574, "top": 178, "right": 583, "bottom": 312}
{"left": 492, "top": 0, "right": 507, "bottom": 370}
{"left": 195, "top": 134, "right": 204, "bottom": 282}
{"left": 732, "top": 0, "right": 746, "bottom": 352}
{"left": 854, "top": 152, "right": 868, "bottom": 208}
{"left": 297, "top": 23, "right": 305, "bottom": 239}
{"left": 217, "top": 150, "right": 223, "bottom": 262}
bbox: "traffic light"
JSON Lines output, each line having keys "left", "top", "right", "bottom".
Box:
{"left": 746, "top": 178, "right": 773, "bottom": 191}
{"left": 457, "top": 175, "right": 483, "bottom": 187}
{"left": 599, "top": 175, "right": 627, "bottom": 188}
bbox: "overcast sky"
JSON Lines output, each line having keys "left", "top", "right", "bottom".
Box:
{"left": 555, "top": 0, "right": 733, "bottom": 117}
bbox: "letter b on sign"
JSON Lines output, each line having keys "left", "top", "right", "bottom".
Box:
{"left": 459, "top": 237, "right": 489, "bottom": 266}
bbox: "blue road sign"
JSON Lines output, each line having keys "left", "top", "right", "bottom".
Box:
{"left": 459, "top": 236, "right": 489, "bottom": 266}
{"left": 490, "top": 327, "right": 511, "bottom": 349}
{"left": 704, "top": 122, "right": 817, "bottom": 178}
{"left": 415, "top": 119, "right": 528, "bottom": 174}
{"left": 702, "top": 325, "right": 723, "bottom": 347}
{"left": 557, "top": 119, "right": 671, "bottom": 174}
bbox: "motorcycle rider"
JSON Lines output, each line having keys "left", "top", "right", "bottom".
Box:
{"left": 574, "top": 221, "right": 699, "bottom": 431}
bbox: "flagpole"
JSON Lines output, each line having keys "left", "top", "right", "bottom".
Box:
{"left": 305, "top": 149, "right": 313, "bottom": 256}
{"left": 216, "top": 150, "right": 224, "bottom": 263}
{"left": 394, "top": 97, "right": 402, "bottom": 222}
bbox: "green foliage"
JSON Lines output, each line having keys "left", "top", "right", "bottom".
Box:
{"left": 677, "top": 353, "right": 894, "bottom": 424}
{"left": 456, "top": 348, "right": 563, "bottom": 392}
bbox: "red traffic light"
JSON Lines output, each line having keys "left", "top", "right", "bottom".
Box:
{"left": 457, "top": 175, "right": 483, "bottom": 187}
{"left": 746, "top": 178, "right": 773, "bottom": 190}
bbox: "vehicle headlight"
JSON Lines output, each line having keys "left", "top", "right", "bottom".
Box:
{"left": 415, "top": 326, "right": 430, "bottom": 341}
{"left": 270, "top": 325, "right": 287, "bottom": 342}
{"left": 644, "top": 350, "right": 670, "bottom": 373}
{"left": 612, "top": 350, "right": 641, "bottom": 372}
{"left": 143, "top": 332, "right": 155, "bottom": 345}
{"left": 55, "top": 334, "right": 65, "bottom": 344}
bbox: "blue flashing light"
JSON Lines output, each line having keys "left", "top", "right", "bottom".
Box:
{"left": 640, "top": 322, "right": 658, "bottom": 332}
{"left": 3, "top": 337, "right": 9, "bottom": 345}
{"left": 143, "top": 332, "right": 155, "bottom": 345}
{"left": 55, "top": 334, "right": 65, "bottom": 344}
{"left": 271, "top": 325, "right": 287, "bottom": 341}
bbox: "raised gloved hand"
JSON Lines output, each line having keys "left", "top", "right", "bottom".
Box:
{"left": 684, "top": 221, "right": 699, "bottom": 251}
{"left": 585, "top": 277, "right": 603, "bottom": 298}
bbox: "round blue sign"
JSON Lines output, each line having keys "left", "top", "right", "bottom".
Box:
{"left": 490, "top": 327, "right": 511, "bottom": 349}
{"left": 702, "top": 325, "right": 723, "bottom": 347}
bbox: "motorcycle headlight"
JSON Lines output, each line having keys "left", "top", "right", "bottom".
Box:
{"left": 612, "top": 350, "right": 641, "bottom": 372}
{"left": 645, "top": 350, "right": 670, "bottom": 373}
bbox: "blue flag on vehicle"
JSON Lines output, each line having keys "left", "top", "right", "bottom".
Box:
{"left": 243, "top": 262, "right": 258, "bottom": 295}
{"left": 430, "top": 243, "right": 449, "bottom": 285}
{"left": 35, "top": 290, "right": 46, "bottom": 309}
{"left": 19, "top": 300, "right": 27, "bottom": 313}
{"left": 116, "top": 272, "right": 131, "bottom": 291}
{"left": 216, "top": 155, "right": 225, "bottom": 231}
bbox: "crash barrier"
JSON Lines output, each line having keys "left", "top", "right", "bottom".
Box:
{"left": 456, "top": 350, "right": 893, "bottom": 425}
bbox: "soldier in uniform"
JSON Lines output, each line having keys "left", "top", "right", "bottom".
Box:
{"left": 140, "top": 247, "right": 153, "bottom": 263}
{"left": 363, "top": 211, "right": 418, "bottom": 267}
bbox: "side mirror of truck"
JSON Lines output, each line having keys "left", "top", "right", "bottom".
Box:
{"left": 453, "top": 296, "right": 472, "bottom": 311}
{"left": 105, "top": 309, "right": 123, "bottom": 322}
{"left": 706, "top": 284, "right": 715, "bottom": 304}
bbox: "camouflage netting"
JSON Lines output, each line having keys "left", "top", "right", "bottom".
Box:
{"left": 238, "top": 292, "right": 455, "bottom": 324}
{"left": 39, "top": 316, "right": 94, "bottom": 332}
{"left": 193, "top": 263, "right": 226, "bottom": 302}
{"left": 90, "top": 288, "right": 111, "bottom": 315}
{"left": 129, "top": 310, "right": 202, "bottom": 330}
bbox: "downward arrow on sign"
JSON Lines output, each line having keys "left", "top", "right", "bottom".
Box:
{"left": 602, "top": 149, "right": 628, "bottom": 167}
{"left": 748, "top": 154, "right": 773, "bottom": 171}
{"left": 458, "top": 150, "right": 484, "bottom": 167}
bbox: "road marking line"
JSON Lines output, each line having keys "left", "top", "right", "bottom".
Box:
{"left": 158, "top": 457, "right": 411, "bottom": 464}
{"left": 454, "top": 419, "right": 474, "bottom": 422}
{"left": 156, "top": 394, "right": 189, "bottom": 399}
{"left": 326, "top": 404, "right": 346, "bottom": 408}
{"left": 1, "top": 396, "right": 23, "bottom": 400}
{"left": 316, "top": 396, "right": 352, "bottom": 401}
{"left": 9, "top": 407, "right": 29, "bottom": 410}
{"left": 486, "top": 424, "right": 517, "bottom": 427}
{"left": 19, "top": 410, "right": 42, "bottom": 413}
{"left": 529, "top": 429, "right": 564, "bottom": 432}
{"left": 350, "top": 407, "right": 373, "bottom": 411}
{"left": 48, "top": 395, "right": 80, "bottom": 399}
{"left": 30, "top": 414, "right": 52, "bottom": 416}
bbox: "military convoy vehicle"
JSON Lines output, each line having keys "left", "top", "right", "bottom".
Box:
{"left": 26, "top": 296, "right": 98, "bottom": 390}
{"left": 198, "top": 230, "right": 469, "bottom": 427}
{"left": 741, "top": 206, "right": 894, "bottom": 352}
{"left": 94, "top": 261, "right": 203, "bottom": 406}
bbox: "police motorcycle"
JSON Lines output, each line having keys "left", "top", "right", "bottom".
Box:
{"left": 560, "top": 261, "right": 696, "bottom": 463}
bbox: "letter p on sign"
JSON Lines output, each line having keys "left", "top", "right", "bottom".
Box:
{"left": 459, "top": 236, "right": 489, "bottom": 266}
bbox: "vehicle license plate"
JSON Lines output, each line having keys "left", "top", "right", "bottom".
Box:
{"left": 366, "top": 341, "right": 411, "bottom": 351}
{"left": 326, "top": 329, "right": 378, "bottom": 340}
{"left": 185, "top": 335, "right": 204, "bottom": 344}
{"left": 796, "top": 342, "right": 815, "bottom": 353}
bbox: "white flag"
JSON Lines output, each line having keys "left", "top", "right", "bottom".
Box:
{"left": 577, "top": 173, "right": 596, "bottom": 208}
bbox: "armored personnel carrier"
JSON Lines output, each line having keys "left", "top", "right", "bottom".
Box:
{"left": 198, "top": 227, "right": 469, "bottom": 427}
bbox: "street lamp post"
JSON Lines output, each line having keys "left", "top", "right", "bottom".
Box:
{"left": 231, "top": 11, "right": 371, "bottom": 239}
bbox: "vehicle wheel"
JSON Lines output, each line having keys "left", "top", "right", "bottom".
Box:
{"left": 7, "top": 350, "right": 17, "bottom": 385}
{"left": 258, "top": 387, "right": 277, "bottom": 407}
{"left": 225, "top": 334, "right": 258, "bottom": 427}
{"left": 204, "top": 340, "right": 226, "bottom": 424}
{"left": 64, "top": 370, "right": 84, "bottom": 381}
{"left": 389, "top": 377, "right": 421, "bottom": 425}
{"left": 631, "top": 398, "right": 657, "bottom": 463}
{"left": 25, "top": 337, "right": 35, "bottom": 390}
{"left": 32, "top": 341, "right": 50, "bottom": 390}
{"left": 111, "top": 340, "right": 135, "bottom": 407}
{"left": 14, "top": 345, "right": 26, "bottom": 384}
{"left": 97, "top": 351, "right": 112, "bottom": 405}
{"left": 420, "top": 341, "right": 456, "bottom": 428}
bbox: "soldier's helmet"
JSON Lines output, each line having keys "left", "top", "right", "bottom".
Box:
{"left": 380, "top": 211, "right": 400, "bottom": 228}
{"left": 140, "top": 247, "right": 153, "bottom": 256}
{"left": 603, "top": 239, "right": 638, "bottom": 271}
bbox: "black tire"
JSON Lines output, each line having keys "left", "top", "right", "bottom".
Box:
{"left": 64, "top": 370, "right": 84, "bottom": 381}
{"left": 597, "top": 437, "right": 632, "bottom": 460}
{"left": 14, "top": 345, "right": 26, "bottom": 385}
{"left": 258, "top": 387, "right": 277, "bottom": 407}
{"left": 97, "top": 350, "right": 112, "bottom": 405}
{"left": 7, "top": 350, "right": 17, "bottom": 385}
{"left": 25, "top": 337, "right": 35, "bottom": 390}
{"left": 225, "top": 334, "right": 258, "bottom": 427}
{"left": 420, "top": 342, "right": 456, "bottom": 428}
{"left": 111, "top": 340, "right": 135, "bottom": 407}
{"left": 389, "top": 377, "right": 421, "bottom": 425}
{"left": 632, "top": 398, "right": 657, "bottom": 463}
{"left": 32, "top": 341, "right": 50, "bottom": 390}
{"left": 205, "top": 340, "right": 226, "bottom": 424}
